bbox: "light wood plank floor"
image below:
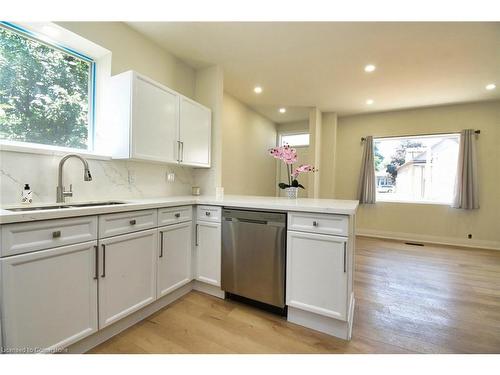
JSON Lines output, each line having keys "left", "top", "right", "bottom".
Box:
{"left": 89, "top": 237, "right": 500, "bottom": 354}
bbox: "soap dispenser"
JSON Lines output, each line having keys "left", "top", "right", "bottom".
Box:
{"left": 21, "top": 184, "right": 33, "bottom": 204}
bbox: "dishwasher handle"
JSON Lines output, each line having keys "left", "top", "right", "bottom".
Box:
{"left": 237, "top": 218, "right": 268, "bottom": 225}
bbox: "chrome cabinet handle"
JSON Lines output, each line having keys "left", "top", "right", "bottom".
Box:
{"left": 129, "top": 219, "right": 136, "bottom": 225}
{"left": 52, "top": 230, "right": 61, "bottom": 238}
{"left": 159, "top": 233, "right": 164, "bottom": 258}
{"left": 177, "top": 140, "right": 181, "bottom": 162}
{"left": 101, "top": 244, "right": 106, "bottom": 278}
{"left": 195, "top": 224, "right": 199, "bottom": 246}
{"left": 174, "top": 213, "right": 180, "bottom": 218}
{"left": 205, "top": 211, "right": 211, "bottom": 216}
{"left": 343, "top": 242, "right": 347, "bottom": 273}
{"left": 93, "top": 245, "right": 99, "bottom": 280}
{"left": 180, "top": 141, "right": 184, "bottom": 162}
{"left": 312, "top": 221, "right": 318, "bottom": 227}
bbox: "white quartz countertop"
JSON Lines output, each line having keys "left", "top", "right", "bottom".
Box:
{"left": 0, "top": 195, "right": 359, "bottom": 224}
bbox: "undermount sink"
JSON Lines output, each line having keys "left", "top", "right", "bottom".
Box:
{"left": 5, "top": 201, "right": 126, "bottom": 212}
{"left": 6, "top": 205, "right": 72, "bottom": 212}
{"left": 68, "top": 201, "right": 126, "bottom": 208}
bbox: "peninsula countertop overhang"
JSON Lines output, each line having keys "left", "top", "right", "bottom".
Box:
{"left": 0, "top": 195, "right": 359, "bottom": 224}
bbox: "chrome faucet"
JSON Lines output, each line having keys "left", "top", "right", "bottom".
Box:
{"left": 56, "top": 154, "right": 92, "bottom": 203}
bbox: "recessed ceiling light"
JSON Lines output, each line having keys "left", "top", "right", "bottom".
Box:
{"left": 366, "top": 99, "right": 374, "bottom": 105}
{"left": 279, "top": 108, "right": 286, "bottom": 113}
{"left": 486, "top": 83, "right": 496, "bottom": 91}
{"left": 364, "top": 64, "right": 376, "bottom": 73}
{"left": 254, "top": 86, "right": 263, "bottom": 94}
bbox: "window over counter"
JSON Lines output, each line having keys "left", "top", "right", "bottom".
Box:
{"left": 280, "top": 132, "right": 310, "bottom": 147}
{"left": 374, "top": 134, "right": 460, "bottom": 204}
{"left": 0, "top": 22, "right": 95, "bottom": 152}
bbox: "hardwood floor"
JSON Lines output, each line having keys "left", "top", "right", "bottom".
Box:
{"left": 89, "top": 237, "right": 500, "bottom": 354}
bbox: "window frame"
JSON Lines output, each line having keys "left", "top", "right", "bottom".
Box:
{"left": 373, "top": 132, "right": 460, "bottom": 206}
{"left": 278, "top": 131, "right": 310, "bottom": 148}
{"left": 0, "top": 21, "right": 98, "bottom": 154}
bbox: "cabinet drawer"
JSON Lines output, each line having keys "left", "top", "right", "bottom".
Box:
{"left": 196, "top": 205, "right": 221, "bottom": 223}
{"left": 288, "top": 212, "right": 348, "bottom": 236}
{"left": 158, "top": 205, "right": 192, "bottom": 226}
{"left": 99, "top": 209, "right": 157, "bottom": 238}
{"left": 1, "top": 216, "right": 97, "bottom": 257}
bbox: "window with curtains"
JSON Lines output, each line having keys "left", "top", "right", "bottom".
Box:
{"left": 374, "top": 134, "right": 460, "bottom": 204}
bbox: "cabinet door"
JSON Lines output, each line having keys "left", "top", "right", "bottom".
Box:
{"left": 0, "top": 241, "right": 98, "bottom": 352}
{"left": 286, "top": 231, "right": 348, "bottom": 321}
{"left": 157, "top": 222, "right": 192, "bottom": 297}
{"left": 132, "top": 76, "right": 179, "bottom": 163}
{"left": 195, "top": 221, "right": 221, "bottom": 286}
{"left": 179, "top": 97, "right": 211, "bottom": 167}
{"left": 98, "top": 229, "right": 157, "bottom": 328}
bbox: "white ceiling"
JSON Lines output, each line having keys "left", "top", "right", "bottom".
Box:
{"left": 127, "top": 22, "right": 500, "bottom": 123}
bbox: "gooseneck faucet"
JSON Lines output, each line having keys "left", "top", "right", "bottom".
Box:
{"left": 56, "top": 154, "right": 93, "bottom": 203}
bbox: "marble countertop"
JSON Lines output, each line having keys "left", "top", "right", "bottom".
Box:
{"left": 0, "top": 195, "right": 359, "bottom": 224}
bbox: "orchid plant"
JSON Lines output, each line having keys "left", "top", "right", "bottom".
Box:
{"left": 269, "top": 144, "right": 317, "bottom": 190}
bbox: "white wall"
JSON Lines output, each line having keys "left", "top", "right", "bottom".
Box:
{"left": 0, "top": 22, "right": 198, "bottom": 205}
{"left": 221, "top": 93, "right": 278, "bottom": 196}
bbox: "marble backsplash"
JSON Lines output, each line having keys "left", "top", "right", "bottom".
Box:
{"left": 0, "top": 150, "right": 195, "bottom": 206}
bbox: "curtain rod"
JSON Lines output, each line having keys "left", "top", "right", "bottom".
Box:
{"left": 360, "top": 130, "right": 480, "bottom": 142}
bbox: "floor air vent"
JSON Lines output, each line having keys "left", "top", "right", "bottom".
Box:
{"left": 405, "top": 242, "right": 424, "bottom": 246}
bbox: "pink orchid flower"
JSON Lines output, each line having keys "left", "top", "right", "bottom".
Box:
{"left": 292, "top": 164, "right": 317, "bottom": 178}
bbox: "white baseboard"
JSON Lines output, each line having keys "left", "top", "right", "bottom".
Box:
{"left": 357, "top": 228, "right": 500, "bottom": 250}
{"left": 192, "top": 280, "right": 225, "bottom": 299}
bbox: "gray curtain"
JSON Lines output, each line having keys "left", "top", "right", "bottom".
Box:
{"left": 452, "top": 129, "right": 479, "bottom": 209}
{"left": 357, "top": 136, "right": 376, "bottom": 204}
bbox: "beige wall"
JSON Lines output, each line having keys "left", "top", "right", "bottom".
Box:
{"left": 320, "top": 112, "right": 338, "bottom": 198}
{"left": 222, "top": 93, "right": 277, "bottom": 196}
{"left": 277, "top": 120, "right": 309, "bottom": 134}
{"left": 57, "top": 22, "right": 196, "bottom": 98}
{"left": 334, "top": 100, "right": 500, "bottom": 249}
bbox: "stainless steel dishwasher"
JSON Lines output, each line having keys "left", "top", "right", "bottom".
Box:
{"left": 221, "top": 208, "right": 286, "bottom": 312}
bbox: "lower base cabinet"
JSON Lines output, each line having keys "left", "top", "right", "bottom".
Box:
{"left": 0, "top": 241, "right": 98, "bottom": 353}
{"left": 157, "top": 221, "right": 192, "bottom": 297}
{"left": 195, "top": 221, "right": 221, "bottom": 286}
{"left": 98, "top": 229, "right": 158, "bottom": 328}
{"left": 286, "top": 230, "right": 348, "bottom": 321}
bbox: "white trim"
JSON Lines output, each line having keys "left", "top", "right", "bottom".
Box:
{"left": 0, "top": 142, "right": 111, "bottom": 161}
{"left": 357, "top": 228, "right": 500, "bottom": 251}
{"left": 375, "top": 197, "right": 452, "bottom": 206}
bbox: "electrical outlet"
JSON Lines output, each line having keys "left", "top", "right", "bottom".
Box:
{"left": 128, "top": 170, "right": 136, "bottom": 184}
{"left": 167, "top": 172, "right": 175, "bottom": 183}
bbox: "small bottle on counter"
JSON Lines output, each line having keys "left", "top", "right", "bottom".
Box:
{"left": 21, "top": 184, "right": 33, "bottom": 204}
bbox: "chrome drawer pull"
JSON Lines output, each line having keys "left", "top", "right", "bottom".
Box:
{"left": 129, "top": 219, "right": 137, "bottom": 225}
{"left": 174, "top": 213, "right": 181, "bottom": 218}
{"left": 312, "top": 221, "right": 318, "bottom": 227}
{"left": 93, "top": 245, "right": 99, "bottom": 280}
{"left": 52, "top": 230, "right": 61, "bottom": 238}
{"left": 205, "top": 211, "right": 211, "bottom": 216}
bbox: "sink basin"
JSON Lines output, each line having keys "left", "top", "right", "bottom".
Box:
{"left": 68, "top": 201, "right": 126, "bottom": 208}
{"left": 5, "top": 201, "right": 126, "bottom": 212}
{"left": 6, "top": 205, "right": 71, "bottom": 212}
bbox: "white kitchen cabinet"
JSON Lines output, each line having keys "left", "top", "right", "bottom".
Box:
{"left": 195, "top": 221, "right": 221, "bottom": 286}
{"left": 286, "top": 230, "right": 348, "bottom": 321}
{"left": 0, "top": 241, "right": 98, "bottom": 353}
{"left": 98, "top": 229, "right": 157, "bottom": 328}
{"left": 179, "top": 96, "right": 211, "bottom": 167}
{"left": 105, "top": 71, "right": 211, "bottom": 167}
{"left": 157, "top": 221, "right": 193, "bottom": 297}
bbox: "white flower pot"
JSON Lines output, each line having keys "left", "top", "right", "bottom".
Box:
{"left": 285, "top": 187, "right": 299, "bottom": 199}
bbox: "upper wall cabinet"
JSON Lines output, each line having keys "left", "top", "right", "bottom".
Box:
{"left": 179, "top": 97, "right": 211, "bottom": 167}
{"left": 105, "top": 71, "right": 211, "bottom": 168}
